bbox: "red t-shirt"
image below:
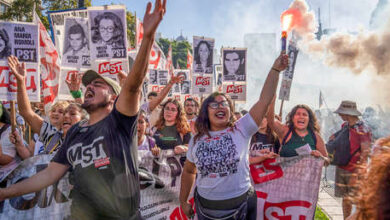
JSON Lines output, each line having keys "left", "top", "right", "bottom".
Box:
{"left": 339, "top": 121, "right": 372, "bottom": 172}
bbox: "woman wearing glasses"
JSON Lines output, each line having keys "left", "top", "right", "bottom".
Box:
{"left": 91, "top": 12, "right": 125, "bottom": 49}
{"left": 179, "top": 54, "right": 288, "bottom": 220}
{"left": 152, "top": 99, "right": 191, "bottom": 156}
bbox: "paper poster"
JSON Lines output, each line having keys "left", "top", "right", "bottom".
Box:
{"left": 223, "top": 83, "right": 246, "bottom": 101}
{"left": 222, "top": 48, "right": 247, "bottom": 82}
{"left": 278, "top": 79, "right": 292, "bottom": 101}
{"left": 61, "top": 17, "right": 90, "bottom": 68}
{"left": 214, "top": 64, "right": 223, "bottom": 86}
{"left": 279, "top": 41, "right": 299, "bottom": 101}
{"left": 192, "top": 75, "right": 212, "bottom": 95}
{"left": 148, "top": 69, "right": 158, "bottom": 85}
{"left": 88, "top": 6, "right": 127, "bottom": 60}
{"left": 193, "top": 36, "right": 214, "bottom": 74}
{"left": 48, "top": 8, "right": 88, "bottom": 56}
{"left": 57, "top": 68, "right": 84, "bottom": 100}
{"left": 158, "top": 70, "right": 168, "bottom": 85}
{"left": 91, "top": 59, "right": 129, "bottom": 82}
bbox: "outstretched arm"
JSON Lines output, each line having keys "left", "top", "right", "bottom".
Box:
{"left": 0, "top": 162, "right": 69, "bottom": 201}
{"left": 249, "top": 54, "right": 288, "bottom": 126}
{"left": 179, "top": 160, "right": 196, "bottom": 218}
{"left": 116, "top": 0, "right": 167, "bottom": 116}
{"left": 148, "top": 75, "right": 183, "bottom": 112}
{"left": 8, "top": 56, "right": 43, "bottom": 134}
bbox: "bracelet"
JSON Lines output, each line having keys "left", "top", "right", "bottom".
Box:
{"left": 271, "top": 67, "right": 281, "bottom": 72}
{"left": 70, "top": 90, "right": 82, "bottom": 99}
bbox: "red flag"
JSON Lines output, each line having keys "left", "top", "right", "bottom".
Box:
{"left": 136, "top": 18, "right": 144, "bottom": 49}
{"left": 34, "top": 12, "right": 60, "bottom": 113}
{"left": 166, "top": 45, "right": 173, "bottom": 74}
{"left": 186, "top": 49, "right": 193, "bottom": 69}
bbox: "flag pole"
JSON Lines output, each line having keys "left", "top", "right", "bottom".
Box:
{"left": 10, "top": 101, "right": 16, "bottom": 132}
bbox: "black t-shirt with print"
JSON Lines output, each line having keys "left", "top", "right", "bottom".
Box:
{"left": 153, "top": 125, "right": 191, "bottom": 150}
{"left": 53, "top": 105, "right": 140, "bottom": 220}
{"left": 250, "top": 132, "right": 280, "bottom": 154}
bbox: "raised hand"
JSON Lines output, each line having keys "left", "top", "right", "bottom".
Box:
{"left": 272, "top": 53, "right": 289, "bottom": 72}
{"left": 143, "top": 0, "right": 167, "bottom": 39}
{"left": 169, "top": 74, "right": 184, "bottom": 84}
{"left": 65, "top": 72, "right": 82, "bottom": 92}
{"left": 7, "top": 56, "right": 26, "bottom": 82}
{"left": 117, "top": 71, "right": 127, "bottom": 87}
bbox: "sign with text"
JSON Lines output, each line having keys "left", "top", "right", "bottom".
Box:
{"left": 57, "top": 68, "right": 84, "bottom": 100}
{"left": 192, "top": 75, "right": 212, "bottom": 95}
{"left": 223, "top": 83, "right": 246, "bottom": 101}
{"left": 91, "top": 59, "right": 129, "bottom": 81}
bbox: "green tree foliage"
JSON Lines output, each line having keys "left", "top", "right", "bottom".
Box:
{"left": 157, "top": 38, "right": 192, "bottom": 69}
{"left": 126, "top": 11, "right": 136, "bottom": 49}
{"left": 0, "top": 0, "right": 91, "bottom": 30}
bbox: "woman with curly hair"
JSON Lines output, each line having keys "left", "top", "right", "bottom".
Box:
{"left": 180, "top": 54, "right": 288, "bottom": 219}
{"left": 152, "top": 99, "right": 191, "bottom": 155}
{"left": 267, "top": 99, "right": 328, "bottom": 159}
{"left": 91, "top": 12, "right": 125, "bottom": 48}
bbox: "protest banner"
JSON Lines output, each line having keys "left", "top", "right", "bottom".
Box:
{"left": 149, "top": 42, "right": 166, "bottom": 70}
{"left": 48, "top": 8, "right": 88, "bottom": 56}
{"left": 251, "top": 155, "right": 323, "bottom": 220}
{"left": 91, "top": 59, "right": 129, "bottom": 81}
{"left": 0, "top": 21, "right": 40, "bottom": 102}
{"left": 57, "top": 69, "right": 84, "bottom": 100}
{"left": 158, "top": 70, "right": 169, "bottom": 86}
{"left": 222, "top": 48, "right": 247, "bottom": 82}
{"left": 0, "top": 155, "right": 71, "bottom": 220}
{"left": 192, "top": 75, "right": 212, "bottom": 95}
{"left": 278, "top": 40, "right": 298, "bottom": 101}
{"left": 88, "top": 5, "right": 128, "bottom": 60}
{"left": 61, "top": 17, "right": 90, "bottom": 68}
{"left": 193, "top": 36, "right": 214, "bottom": 74}
{"left": 223, "top": 83, "right": 246, "bottom": 101}
{"left": 214, "top": 64, "right": 223, "bottom": 87}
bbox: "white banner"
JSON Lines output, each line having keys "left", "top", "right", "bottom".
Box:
{"left": 251, "top": 155, "right": 323, "bottom": 220}
{"left": 48, "top": 9, "right": 88, "bottom": 56}
{"left": 192, "top": 75, "right": 212, "bottom": 95}
{"left": 91, "top": 59, "right": 129, "bottom": 81}
{"left": 223, "top": 83, "right": 246, "bottom": 101}
{"left": 278, "top": 41, "right": 299, "bottom": 101}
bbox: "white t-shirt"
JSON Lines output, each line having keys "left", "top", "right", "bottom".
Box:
{"left": 187, "top": 113, "right": 258, "bottom": 200}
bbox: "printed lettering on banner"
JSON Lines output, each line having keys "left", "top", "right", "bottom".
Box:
{"left": 48, "top": 9, "right": 88, "bottom": 56}
{"left": 0, "top": 64, "right": 39, "bottom": 101}
{"left": 192, "top": 75, "right": 212, "bottom": 95}
{"left": 91, "top": 59, "right": 129, "bottom": 82}
{"left": 251, "top": 155, "right": 324, "bottom": 220}
{"left": 57, "top": 68, "right": 85, "bottom": 100}
{"left": 223, "top": 83, "right": 246, "bottom": 101}
{"left": 0, "top": 155, "right": 71, "bottom": 220}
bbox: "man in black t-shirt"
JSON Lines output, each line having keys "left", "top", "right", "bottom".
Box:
{"left": 0, "top": 1, "right": 167, "bottom": 219}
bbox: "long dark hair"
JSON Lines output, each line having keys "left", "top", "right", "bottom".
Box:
{"left": 286, "top": 104, "right": 320, "bottom": 133}
{"left": 155, "top": 99, "right": 191, "bottom": 135}
{"left": 194, "top": 40, "right": 212, "bottom": 66}
{"left": 194, "top": 92, "right": 236, "bottom": 144}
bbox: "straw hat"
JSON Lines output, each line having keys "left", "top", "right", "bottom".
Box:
{"left": 334, "top": 100, "right": 361, "bottom": 116}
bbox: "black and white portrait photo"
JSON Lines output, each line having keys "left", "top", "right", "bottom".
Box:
{"left": 89, "top": 8, "right": 127, "bottom": 59}
{"left": 0, "top": 28, "right": 11, "bottom": 60}
{"left": 62, "top": 17, "right": 90, "bottom": 67}
{"left": 181, "top": 80, "right": 190, "bottom": 94}
{"left": 158, "top": 70, "right": 168, "bottom": 85}
{"left": 193, "top": 36, "right": 214, "bottom": 74}
{"left": 223, "top": 49, "right": 246, "bottom": 82}
{"left": 173, "top": 83, "right": 180, "bottom": 93}
{"left": 149, "top": 69, "right": 158, "bottom": 85}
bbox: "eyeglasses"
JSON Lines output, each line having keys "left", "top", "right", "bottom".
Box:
{"left": 164, "top": 107, "right": 178, "bottom": 112}
{"left": 208, "top": 101, "right": 229, "bottom": 109}
{"left": 99, "top": 26, "right": 115, "bottom": 33}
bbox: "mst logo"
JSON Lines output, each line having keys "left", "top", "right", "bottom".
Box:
{"left": 67, "top": 136, "right": 108, "bottom": 168}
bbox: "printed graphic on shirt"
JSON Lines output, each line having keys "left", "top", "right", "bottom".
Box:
{"left": 67, "top": 136, "right": 108, "bottom": 168}
{"left": 195, "top": 133, "right": 239, "bottom": 178}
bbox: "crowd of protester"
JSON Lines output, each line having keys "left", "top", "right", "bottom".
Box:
{"left": 0, "top": 0, "right": 389, "bottom": 219}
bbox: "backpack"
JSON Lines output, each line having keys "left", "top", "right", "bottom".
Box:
{"left": 326, "top": 124, "right": 360, "bottom": 166}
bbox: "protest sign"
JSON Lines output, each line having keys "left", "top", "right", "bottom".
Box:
{"left": 222, "top": 48, "right": 247, "bottom": 82}
{"left": 158, "top": 70, "right": 169, "bottom": 86}
{"left": 0, "top": 155, "right": 71, "bottom": 220}
{"left": 223, "top": 83, "right": 246, "bottom": 101}
{"left": 91, "top": 59, "right": 129, "bottom": 81}
{"left": 149, "top": 42, "right": 166, "bottom": 69}
{"left": 278, "top": 41, "right": 298, "bottom": 101}
{"left": 214, "top": 64, "right": 223, "bottom": 87}
{"left": 193, "top": 36, "right": 214, "bottom": 74}
{"left": 57, "top": 69, "right": 84, "bottom": 100}
{"left": 251, "top": 155, "right": 323, "bottom": 220}
{"left": 88, "top": 6, "right": 127, "bottom": 60}
{"left": 48, "top": 9, "right": 88, "bottom": 56}
{"left": 61, "top": 17, "right": 90, "bottom": 68}
{"left": 192, "top": 75, "right": 212, "bottom": 95}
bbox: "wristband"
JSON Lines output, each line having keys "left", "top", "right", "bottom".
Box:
{"left": 271, "top": 67, "right": 281, "bottom": 73}
{"left": 70, "top": 90, "right": 82, "bottom": 99}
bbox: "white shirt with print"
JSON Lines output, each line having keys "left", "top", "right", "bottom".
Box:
{"left": 187, "top": 113, "right": 259, "bottom": 200}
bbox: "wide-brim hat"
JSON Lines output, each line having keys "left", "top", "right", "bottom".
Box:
{"left": 334, "top": 100, "right": 361, "bottom": 116}
{"left": 82, "top": 70, "right": 121, "bottom": 95}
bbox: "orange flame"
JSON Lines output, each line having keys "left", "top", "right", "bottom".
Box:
{"left": 281, "top": 8, "right": 302, "bottom": 32}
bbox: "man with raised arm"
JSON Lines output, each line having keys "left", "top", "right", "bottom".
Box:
{"left": 0, "top": 1, "right": 166, "bottom": 219}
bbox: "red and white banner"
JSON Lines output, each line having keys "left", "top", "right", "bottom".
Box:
{"left": 223, "top": 83, "right": 246, "bottom": 101}
{"left": 57, "top": 69, "right": 83, "bottom": 100}
{"left": 251, "top": 155, "right": 323, "bottom": 220}
{"left": 166, "top": 45, "right": 173, "bottom": 74}
{"left": 192, "top": 75, "right": 212, "bottom": 95}
{"left": 149, "top": 42, "right": 166, "bottom": 70}
{"left": 35, "top": 12, "right": 60, "bottom": 112}
{"left": 136, "top": 18, "right": 144, "bottom": 49}
{"left": 186, "top": 49, "right": 193, "bottom": 70}
{"left": 92, "top": 59, "right": 129, "bottom": 81}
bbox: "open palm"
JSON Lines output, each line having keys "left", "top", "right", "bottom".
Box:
{"left": 143, "top": 0, "right": 167, "bottom": 39}
{"left": 7, "top": 56, "right": 26, "bottom": 82}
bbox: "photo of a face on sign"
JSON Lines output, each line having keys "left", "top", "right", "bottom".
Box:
{"left": 223, "top": 49, "right": 246, "bottom": 82}
{"left": 193, "top": 36, "right": 214, "bottom": 74}
{"left": 89, "top": 8, "right": 127, "bottom": 60}
{"left": 62, "top": 17, "right": 90, "bottom": 68}
{"left": 0, "top": 28, "right": 11, "bottom": 60}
